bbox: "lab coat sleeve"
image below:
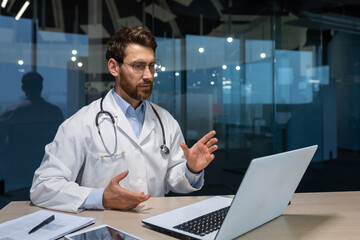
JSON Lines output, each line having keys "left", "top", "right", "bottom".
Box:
{"left": 164, "top": 117, "right": 205, "bottom": 194}
{"left": 30, "top": 117, "right": 93, "bottom": 213}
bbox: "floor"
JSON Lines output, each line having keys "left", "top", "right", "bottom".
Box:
{"left": 1, "top": 149, "right": 359, "bottom": 210}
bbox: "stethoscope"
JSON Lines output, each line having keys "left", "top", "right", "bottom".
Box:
{"left": 95, "top": 95, "right": 170, "bottom": 157}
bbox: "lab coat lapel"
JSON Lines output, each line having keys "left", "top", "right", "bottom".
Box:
{"left": 103, "top": 90, "right": 138, "bottom": 142}
{"left": 138, "top": 101, "right": 156, "bottom": 144}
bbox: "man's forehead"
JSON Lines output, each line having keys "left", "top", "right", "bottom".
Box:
{"left": 124, "top": 43, "right": 155, "bottom": 59}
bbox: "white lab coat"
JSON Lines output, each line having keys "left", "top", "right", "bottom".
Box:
{"left": 30, "top": 89, "right": 203, "bottom": 212}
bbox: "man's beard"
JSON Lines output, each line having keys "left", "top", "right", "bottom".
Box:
{"left": 120, "top": 76, "right": 153, "bottom": 101}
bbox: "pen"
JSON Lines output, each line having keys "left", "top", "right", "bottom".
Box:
{"left": 28, "top": 215, "right": 55, "bottom": 234}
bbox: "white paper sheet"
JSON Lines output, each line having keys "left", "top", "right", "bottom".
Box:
{"left": 0, "top": 209, "right": 95, "bottom": 240}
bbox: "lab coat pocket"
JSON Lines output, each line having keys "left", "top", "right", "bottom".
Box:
{"left": 84, "top": 152, "right": 128, "bottom": 188}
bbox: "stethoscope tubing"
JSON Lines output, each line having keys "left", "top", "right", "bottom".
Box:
{"left": 95, "top": 94, "right": 170, "bottom": 157}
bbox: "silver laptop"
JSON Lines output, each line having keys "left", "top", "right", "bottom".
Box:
{"left": 142, "top": 145, "right": 318, "bottom": 240}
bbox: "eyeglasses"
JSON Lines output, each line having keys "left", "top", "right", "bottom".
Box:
{"left": 121, "top": 60, "right": 160, "bottom": 74}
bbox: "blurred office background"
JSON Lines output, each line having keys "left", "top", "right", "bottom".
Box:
{"left": 1, "top": 0, "right": 360, "bottom": 208}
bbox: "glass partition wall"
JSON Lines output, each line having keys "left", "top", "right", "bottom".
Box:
{"left": 1, "top": 0, "right": 359, "bottom": 197}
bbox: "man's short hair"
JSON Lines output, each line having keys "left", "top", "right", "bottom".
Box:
{"left": 105, "top": 26, "right": 157, "bottom": 63}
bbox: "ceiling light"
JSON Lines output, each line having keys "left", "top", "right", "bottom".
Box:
{"left": 15, "top": 1, "right": 30, "bottom": 21}
{"left": 154, "top": 72, "right": 158, "bottom": 78}
{"left": 260, "top": 53, "right": 266, "bottom": 58}
{"left": 161, "top": 66, "right": 166, "bottom": 71}
{"left": 155, "top": 63, "right": 162, "bottom": 69}
{"left": 227, "top": 37, "right": 233, "bottom": 43}
{"left": 198, "top": 47, "right": 204, "bottom": 53}
{"left": 222, "top": 65, "right": 227, "bottom": 70}
{"left": 175, "top": 72, "right": 180, "bottom": 76}
{"left": 18, "top": 60, "right": 24, "bottom": 65}
{"left": 1, "top": 0, "right": 8, "bottom": 8}
{"left": 309, "top": 79, "right": 320, "bottom": 84}
{"left": 236, "top": 66, "right": 241, "bottom": 70}
{"left": 77, "top": 62, "right": 83, "bottom": 67}
{"left": 72, "top": 50, "right": 78, "bottom": 55}
{"left": 71, "top": 56, "right": 76, "bottom": 62}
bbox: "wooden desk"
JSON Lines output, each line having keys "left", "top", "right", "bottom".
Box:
{"left": 1, "top": 192, "right": 360, "bottom": 239}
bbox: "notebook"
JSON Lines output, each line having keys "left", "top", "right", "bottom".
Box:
{"left": 0, "top": 209, "right": 95, "bottom": 240}
{"left": 142, "top": 145, "right": 318, "bottom": 240}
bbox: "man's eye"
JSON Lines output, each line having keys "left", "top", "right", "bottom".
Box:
{"left": 134, "top": 62, "right": 146, "bottom": 69}
{"left": 149, "top": 63, "right": 156, "bottom": 69}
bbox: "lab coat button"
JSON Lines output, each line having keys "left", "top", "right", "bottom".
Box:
{"left": 137, "top": 179, "right": 143, "bottom": 184}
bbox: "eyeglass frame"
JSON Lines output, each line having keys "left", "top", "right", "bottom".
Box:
{"left": 117, "top": 59, "right": 161, "bottom": 74}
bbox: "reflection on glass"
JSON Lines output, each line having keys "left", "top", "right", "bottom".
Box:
{"left": 0, "top": 0, "right": 359, "bottom": 197}
{"left": 0, "top": 72, "right": 64, "bottom": 191}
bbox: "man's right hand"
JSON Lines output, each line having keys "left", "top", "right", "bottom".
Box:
{"left": 102, "top": 170, "right": 151, "bottom": 210}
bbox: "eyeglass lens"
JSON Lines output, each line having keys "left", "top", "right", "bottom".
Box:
{"left": 132, "top": 60, "right": 159, "bottom": 73}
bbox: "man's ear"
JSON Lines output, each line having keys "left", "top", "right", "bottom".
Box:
{"left": 108, "top": 58, "right": 120, "bottom": 77}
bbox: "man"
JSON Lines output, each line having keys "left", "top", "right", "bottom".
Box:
{"left": 30, "top": 26, "right": 218, "bottom": 213}
{"left": 0, "top": 72, "right": 63, "bottom": 191}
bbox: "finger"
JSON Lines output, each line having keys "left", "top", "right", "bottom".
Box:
{"left": 198, "top": 130, "right": 216, "bottom": 144}
{"left": 139, "top": 192, "right": 152, "bottom": 201}
{"left": 203, "top": 153, "right": 215, "bottom": 163}
{"left": 142, "top": 193, "right": 152, "bottom": 201}
{"left": 111, "top": 170, "right": 129, "bottom": 183}
{"left": 133, "top": 193, "right": 151, "bottom": 205}
{"left": 122, "top": 189, "right": 151, "bottom": 202}
{"left": 180, "top": 142, "right": 189, "bottom": 155}
{"left": 121, "top": 191, "right": 151, "bottom": 210}
{"left": 125, "top": 193, "right": 151, "bottom": 209}
{"left": 206, "top": 138, "right": 218, "bottom": 148}
{"left": 207, "top": 154, "right": 215, "bottom": 162}
{"left": 208, "top": 145, "right": 218, "bottom": 154}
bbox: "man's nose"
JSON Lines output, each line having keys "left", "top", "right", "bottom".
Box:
{"left": 143, "top": 66, "right": 153, "bottom": 79}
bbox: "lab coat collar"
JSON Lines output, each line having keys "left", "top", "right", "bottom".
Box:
{"left": 138, "top": 101, "right": 157, "bottom": 144}
{"left": 102, "top": 89, "right": 156, "bottom": 145}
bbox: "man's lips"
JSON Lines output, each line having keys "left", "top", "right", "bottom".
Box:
{"left": 139, "top": 84, "right": 152, "bottom": 89}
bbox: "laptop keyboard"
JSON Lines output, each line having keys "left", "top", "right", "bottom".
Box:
{"left": 173, "top": 206, "right": 230, "bottom": 237}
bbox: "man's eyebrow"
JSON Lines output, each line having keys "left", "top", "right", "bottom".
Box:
{"left": 134, "top": 59, "right": 157, "bottom": 63}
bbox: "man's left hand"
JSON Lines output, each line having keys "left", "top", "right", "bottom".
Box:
{"left": 180, "top": 130, "right": 218, "bottom": 173}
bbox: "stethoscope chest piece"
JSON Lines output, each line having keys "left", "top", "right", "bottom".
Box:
{"left": 160, "top": 144, "right": 170, "bottom": 155}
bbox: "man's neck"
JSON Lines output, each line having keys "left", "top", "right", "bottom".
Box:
{"left": 114, "top": 88, "right": 141, "bottom": 109}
